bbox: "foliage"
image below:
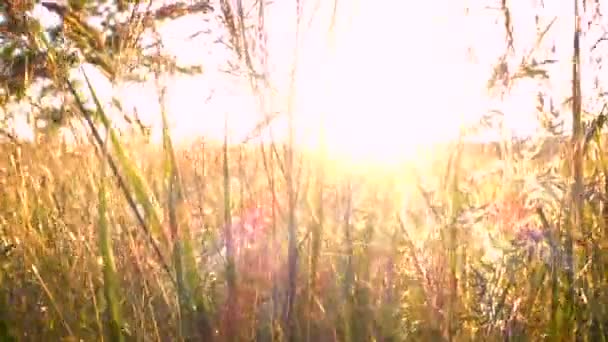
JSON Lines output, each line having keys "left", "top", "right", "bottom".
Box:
{"left": 0, "top": 0, "right": 210, "bottom": 139}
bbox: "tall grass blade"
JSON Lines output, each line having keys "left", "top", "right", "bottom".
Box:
{"left": 157, "top": 81, "right": 211, "bottom": 340}
{"left": 223, "top": 114, "right": 237, "bottom": 341}
{"left": 97, "top": 131, "right": 124, "bottom": 342}
{"left": 64, "top": 72, "right": 175, "bottom": 284}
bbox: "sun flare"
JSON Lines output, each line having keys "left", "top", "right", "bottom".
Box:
{"left": 71, "top": 0, "right": 498, "bottom": 167}
{"left": 16, "top": 0, "right": 555, "bottom": 166}
{"left": 287, "top": 0, "right": 493, "bottom": 165}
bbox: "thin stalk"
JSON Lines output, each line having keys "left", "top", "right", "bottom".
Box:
{"left": 570, "top": 0, "right": 583, "bottom": 336}
{"left": 158, "top": 81, "right": 187, "bottom": 340}
{"left": 341, "top": 181, "right": 354, "bottom": 342}
{"left": 284, "top": 1, "right": 302, "bottom": 338}
{"left": 158, "top": 77, "right": 212, "bottom": 340}
{"left": 97, "top": 128, "right": 124, "bottom": 342}
{"left": 223, "top": 114, "right": 237, "bottom": 342}
{"left": 445, "top": 140, "right": 464, "bottom": 341}
{"left": 64, "top": 75, "right": 175, "bottom": 288}
{"left": 306, "top": 128, "right": 326, "bottom": 342}
{"left": 305, "top": 0, "right": 337, "bottom": 335}
{"left": 31, "top": 265, "right": 74, "bottom": 336}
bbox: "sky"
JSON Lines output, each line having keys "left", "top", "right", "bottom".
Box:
{"left": 4, "top": 0, "right": 601, "bottom": 164}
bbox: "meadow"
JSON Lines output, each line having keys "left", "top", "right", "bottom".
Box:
{"left": 0, "top": 0, "right": 605, "bottom": 340}
{"left": 0, "top": 121, "right": 603, "bottom": 341}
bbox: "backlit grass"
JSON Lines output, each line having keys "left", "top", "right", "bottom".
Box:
{"left": 1, "top": 120, "right": 602, "bottom": 341}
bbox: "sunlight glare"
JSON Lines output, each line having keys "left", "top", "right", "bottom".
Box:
{"left": 291, "top": 0, "right": 491, "bottom": 165}
{"left": 23, "top": 0, "right": 563, "bottom": 166}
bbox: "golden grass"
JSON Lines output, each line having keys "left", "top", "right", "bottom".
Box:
{"left": 0, "top": 124, "right": 605, "bottom": 341}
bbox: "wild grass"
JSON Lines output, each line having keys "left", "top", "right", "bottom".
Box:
{"left": 0, "top": 64, "right": 607, "bottom": 341}
{"left": 1, "top": 115, "right": 605, "bottom": 341}
{"left": 2, "top": 0, "right": 605, "bottom": 339}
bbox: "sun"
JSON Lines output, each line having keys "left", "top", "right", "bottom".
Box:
{"left": 289, "top": 0, "right": 492, "bottom": 166}
{"left": 9, "top": 0, "right": 558, "bottom": 162}
{"left": 59, "top": 0, "right": 520, "bottom": 165}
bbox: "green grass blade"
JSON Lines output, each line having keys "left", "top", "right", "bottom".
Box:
{"left": 97, "top": 141, "right": 124, "bottom": 342}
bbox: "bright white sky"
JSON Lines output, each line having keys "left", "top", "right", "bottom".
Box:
{"left": 6, "top": 0, "right": 600, "bottom": 164}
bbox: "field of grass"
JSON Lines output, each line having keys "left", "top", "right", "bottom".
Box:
{"left": 1, "top": 120, "right": 606, "bottom": 342}
{"left": 1, "top": 0, "right": 605, "bottom": 340}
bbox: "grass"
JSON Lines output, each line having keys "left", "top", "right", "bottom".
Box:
{"left": 0, "top": 123, "right": 602, "bottom": 341}
{"left": 2, "top": 0, "right": 604, "bottom": 339}
{"left": 0, "top": 72, "right": 607, "bottom": 341}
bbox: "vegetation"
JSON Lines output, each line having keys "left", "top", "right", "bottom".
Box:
{"left": 1, "top": 0, "right": 608, "bottom": 341}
